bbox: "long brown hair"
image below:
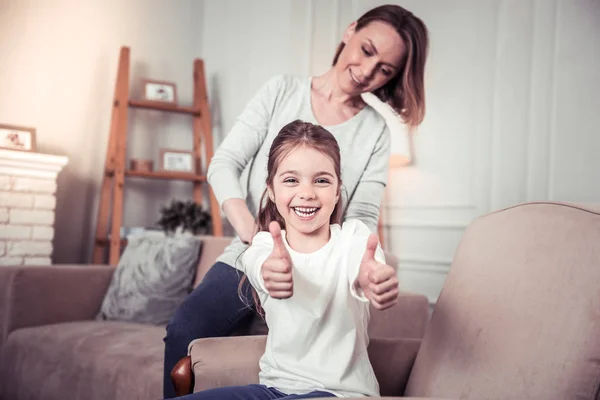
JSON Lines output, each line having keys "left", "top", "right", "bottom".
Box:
{"left": 332, "top": 4, "right": 429, "bottom": 129}
{"left": 238, "top": 120, "right": 343, "bottom": 316}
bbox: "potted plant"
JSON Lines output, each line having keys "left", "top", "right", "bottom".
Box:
{"left": 157, "top": 199, "right": 212, "bottom": 236}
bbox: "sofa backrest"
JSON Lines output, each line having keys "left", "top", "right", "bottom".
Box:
{"left": 192, "top": 235, "right": 234, "bottom": 288}
{"left": 405, "top": 202, "right": 600, "bottom": 400}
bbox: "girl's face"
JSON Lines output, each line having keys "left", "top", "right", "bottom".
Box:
{"left": 335, "top": 20, "right": 406, "bottom": 96}
{"left": 268, "top": 145, "right": 339, "bottom": 242}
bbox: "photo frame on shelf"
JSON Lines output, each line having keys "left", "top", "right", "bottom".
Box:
{"left": 159, "top": 149, "right": 195, "bottom": 173}
{"left": 0, "top": 124, "right": 36, "bottom": 152}
{"left": 141, "top": 79, "right": 178, "bottom": 104}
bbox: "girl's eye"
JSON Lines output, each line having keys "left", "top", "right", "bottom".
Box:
{"left": 361, "top": 46, "right": 372, "bottom": 57}
{"left": 315, "top": 178, "right": 330, "bottom": 185}
{"left": 283, "top": 177, "right": 298, "bottom": 184}
{"left": 381, "top": 68, "right": 392, "bottom": 76}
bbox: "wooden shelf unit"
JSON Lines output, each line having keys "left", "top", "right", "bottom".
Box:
{"left": 92, "top": 46, "right": 223, "bottom": 266}
{"left": 124, "top": 170, "right": 206, "bottom": 182}
{"left": 127, "top": 99, "right": 201, "bottom": 116}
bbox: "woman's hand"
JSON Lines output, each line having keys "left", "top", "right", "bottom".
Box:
{"left": 261, "top": 221, "right": 293, "bottom": 299}
{"left": 358, "top": 234, "right": 399, "bottom": 310}
{"left": 222, "top": 198, "right": 256, "bottom": 244}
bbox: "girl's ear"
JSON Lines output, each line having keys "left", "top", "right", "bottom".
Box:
{"left": 267, "top": 186, "right": 275, "bottom": 203}
{"left": 342, "top": 21, "right": 358, "bottom": 44}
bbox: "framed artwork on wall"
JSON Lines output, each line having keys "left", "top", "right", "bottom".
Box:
{"left": 159, "top": 149, "right": 195, "bottom": 173}
{"left": 0, "top": 124, "right": 36, "bottom": 152}
{"left": 141, "top": 79, "right": 178, "bottom": 104}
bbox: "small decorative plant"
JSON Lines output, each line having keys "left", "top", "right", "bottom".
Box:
{"left": 157, "top": 199, "right": 212, "bottom": 236}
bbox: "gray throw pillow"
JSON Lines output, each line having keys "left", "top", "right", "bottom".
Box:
{"left": 97, "top": 230, "right": 202, "bottom": 325}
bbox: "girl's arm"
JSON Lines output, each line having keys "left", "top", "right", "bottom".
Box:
{"left": 207, "top": 76, "right": 284, "bottom": 242}
{"left": 240, "top": 232, "right": 274, "bottom": 294}
{"left": 343, "top": 126, "right": 391, "bottom": 233}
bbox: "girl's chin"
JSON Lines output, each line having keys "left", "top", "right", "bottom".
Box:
{"left": 302, "top": 225, "right": 330, "bottom": 237}
{"left": 286, "top": 219, "right": 330, "bottom": 235}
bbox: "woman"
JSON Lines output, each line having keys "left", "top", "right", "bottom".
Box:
{"left": 163, "top": 4, "right": 428, "bottom": 397}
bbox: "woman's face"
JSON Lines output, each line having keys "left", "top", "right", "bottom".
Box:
{"left": 335, "top": 20, "right": 406, "bottom": 96}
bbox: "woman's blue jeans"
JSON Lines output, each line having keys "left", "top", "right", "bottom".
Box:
{"left": 163, "top": 262, "right": 257, "bottom": 398}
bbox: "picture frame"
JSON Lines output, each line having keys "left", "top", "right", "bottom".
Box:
{"left": 159, "top": 149, "right": 195, "bottom": 173}
{"left": 0, "top": 124, "right": 37, "bottom": 152}
{"left": 141, "top": 79, "right": 178, "bottom": 104}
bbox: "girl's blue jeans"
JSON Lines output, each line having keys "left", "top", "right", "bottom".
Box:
{"left": 167, "top": 384, "right": 336, "bottom": 399}
{"left": 163, "top": 262, "right": 257, "bottom": 398}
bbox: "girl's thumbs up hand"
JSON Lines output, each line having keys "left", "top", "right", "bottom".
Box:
{"left": 358, "top": 234, "right": 399, "bottom": 310}
{"left": 261, "top": 221, "right": 293, "bottom": 299}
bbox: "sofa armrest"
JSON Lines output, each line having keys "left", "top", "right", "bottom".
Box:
{"left": 188, "top": 335, "right": 422, "bottom": 397}
{"left": 189, "top": 335, "right": 266, "bottom": 392}
{"left": 369, "top": 338, "right": 422, "bottom": 396}
{"left": 366, "top": 252, "right": 430, "bottom": 340}
{"left": 0, "top": 265, "right": 114, "bottom": 351}
{"left": 368, "top": 292, "right": 430, "bottom": 339}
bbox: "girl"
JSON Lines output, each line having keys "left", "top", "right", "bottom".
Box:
{"left": 164, "top": 5, "right": 427, "bottom": 397}
{"left": 172, "top": 120, "right": 399, "bottom": 399}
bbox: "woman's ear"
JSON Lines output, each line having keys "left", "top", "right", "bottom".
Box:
{"left": 342, "top": 21, "right": 358, "bottom": 44}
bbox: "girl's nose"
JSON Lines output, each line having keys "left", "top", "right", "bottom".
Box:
{"left": 298, "top": 186, "right": 316, "bottom": 200}
{"left": 299, "top": 192, "right": 315, "bottom": 200}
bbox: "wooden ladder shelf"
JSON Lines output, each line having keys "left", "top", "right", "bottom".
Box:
{"left": 92, "top": 46, "right": 223, "bottom": 265}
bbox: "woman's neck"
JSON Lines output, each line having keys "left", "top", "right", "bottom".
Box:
{"left": 312, "top": 69, "right": 366, "bottom": 110}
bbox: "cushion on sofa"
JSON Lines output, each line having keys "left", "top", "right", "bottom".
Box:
{"left": 0, "top": 321, "right": 163, "bottom": 400}
{"left": 98, "top": 231, "right": 202, "bottom": 325}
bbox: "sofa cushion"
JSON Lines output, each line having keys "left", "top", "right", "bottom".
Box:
{"left": 0, "top": 321, "right": 163, "bottom": 400}
{"left": 98, "top": 231, "right": 202, "bottom": 325}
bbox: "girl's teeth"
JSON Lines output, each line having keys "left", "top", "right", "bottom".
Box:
{"left": 293, "top": 207, "right": 317, "bottom": 217}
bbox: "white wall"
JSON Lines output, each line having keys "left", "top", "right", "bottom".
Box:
{"left": 199, "top": 0, "right": 600, "bottom": 303}
{"left": 1, "top": 0, "right": 597, "bottom": 301}
{"left": 0, "top": 0, "right": 204, "bottom": 263}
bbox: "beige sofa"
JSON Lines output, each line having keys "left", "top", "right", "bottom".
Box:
{"left": 179, "top": 202, "right": 600, "bottom": 399}
{"left": 0, "top": 237, "right": 429, "bottom": 400}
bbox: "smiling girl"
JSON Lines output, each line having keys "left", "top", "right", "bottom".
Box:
{"left": 170, "top": 120, "right": 399, "bottom": 400}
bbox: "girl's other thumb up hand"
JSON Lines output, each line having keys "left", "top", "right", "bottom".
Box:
{"left": 360, "top": 234, "right": 399, "bottom": 310}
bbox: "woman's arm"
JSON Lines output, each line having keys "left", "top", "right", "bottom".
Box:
{"left": 343, "top": 127, "right": 391, "bottom": 232}
{"left": 207, "top": 75, "right": 284, "bottom": 240}
{"left": 222, "top": 199, "right": 256, "bottom": 244}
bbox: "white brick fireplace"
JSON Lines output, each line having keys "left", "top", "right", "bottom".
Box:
{"left": 0, "top": 149, "right": 68, "bottom": 266}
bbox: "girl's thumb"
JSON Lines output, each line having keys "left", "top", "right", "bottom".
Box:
{"left": 269, "top": 221, "right": 287, "bottom": 256}
{"left": 361, "top": 234, "right": 379, "bottom": 263}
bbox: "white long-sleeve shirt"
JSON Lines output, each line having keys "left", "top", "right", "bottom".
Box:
{"left": 206, "top": 74, "right": 391, "bottom": 269}
{"left": 242, "top": 219, "right": 387, "bottom": 398}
